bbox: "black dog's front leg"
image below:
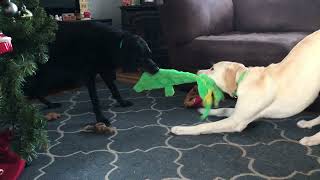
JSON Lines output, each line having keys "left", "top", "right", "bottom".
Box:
{"left": 86, "top": 76, "right": 110, "bottom": 126}
{"left": 100, "top": 72, "right": 133, "bottom": 107}
{"left": 38, "top": 96, "right": 62, "bottom": 109}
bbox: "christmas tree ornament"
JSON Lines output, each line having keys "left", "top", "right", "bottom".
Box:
{"left": 0, "top": 32, "right": 13, "bottom": 55}
{"left": 20, "top": 4, "right": 33, "bottom": 18}
{"left": 1, "top": 0, "right": 18, "bottom": 17}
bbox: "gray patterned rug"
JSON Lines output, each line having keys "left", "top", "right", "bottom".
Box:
{"left": 20, "top": 82, "right": 320, "bottom": 180}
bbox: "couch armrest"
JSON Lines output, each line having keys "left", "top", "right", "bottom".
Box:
{"left": 160, "top": 0, "right": 234, "bottom": 46}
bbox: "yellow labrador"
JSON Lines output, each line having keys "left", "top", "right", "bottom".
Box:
{"left": 171, "top": 30, "right": 320, "bottom": 146}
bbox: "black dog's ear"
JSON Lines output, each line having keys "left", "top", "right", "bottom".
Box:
{"left": 145, "top": 42, "right": 152, "bottom": 54}
{"left": 134, "top": 35, "right": 153, "bottom": 55}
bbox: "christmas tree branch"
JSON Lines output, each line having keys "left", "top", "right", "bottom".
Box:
{"left": 0, "top": 0, "right": 57, "bottom": 162}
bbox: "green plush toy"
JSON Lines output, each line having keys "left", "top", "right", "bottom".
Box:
{"left": 133, "top": 69, "right": 224, "bottom": 119}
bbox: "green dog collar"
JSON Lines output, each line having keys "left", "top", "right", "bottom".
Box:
{"left": 237, "top": 71, "right": 248, "bottom": 85}
{"left": 232, "top": 71, "right": 248, "bottom": 97}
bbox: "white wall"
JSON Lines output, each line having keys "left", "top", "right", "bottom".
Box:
{"left": 88, "top": 0, "right": 122, "bottom": 27}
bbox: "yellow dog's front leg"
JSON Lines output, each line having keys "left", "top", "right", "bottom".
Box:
{"left": 172, "top": 70, "right": 276, "bottom": 136}
{"left": 171, "top": 116, "right": 253, "bottom": 135}
{"left": 300, "top": 132, "right": 320, "bottom": 146}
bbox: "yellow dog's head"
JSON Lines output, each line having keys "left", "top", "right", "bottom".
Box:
{"left": 198, "top": 61, "right": 246, "bottom": 96}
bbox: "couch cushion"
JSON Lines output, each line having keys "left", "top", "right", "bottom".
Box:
{"left": 161, "top": 0, "right": 234, "bottom": 45}
{"left": 174, "top": 32, "right": 308, "bottom": 69}
{"left": 233, "top": 0, "right": 320, "bottom": 32}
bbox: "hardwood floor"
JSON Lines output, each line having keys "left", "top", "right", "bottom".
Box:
{"left": 116, "top": 69, "right": 141, "bottom": 84}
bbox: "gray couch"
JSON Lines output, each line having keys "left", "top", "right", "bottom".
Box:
{"left": 160, "top": 0, "right": 320, "bottom": 72}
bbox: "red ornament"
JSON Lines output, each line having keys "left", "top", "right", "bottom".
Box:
{"left": 0, "top": 32, "right": 13, "bottom": 55}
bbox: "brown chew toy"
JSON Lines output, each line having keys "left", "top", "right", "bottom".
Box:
{"left": 45, "top": 112, "right": 61, "bottom": 121}
{"left": 82, "top": 122, "right": 116, "bottom": 134}
{"left": 184, "top": 86, "right": 198, "bottom": 107}
{"left": 184, "top": 86, "right": 203, "bottom": 108}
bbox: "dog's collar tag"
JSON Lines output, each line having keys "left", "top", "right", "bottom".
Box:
{"left": 233, "top": 71, "right": 248, "bottom": 97}
{"left": 119, "top": 39, "right": 123, "bottom": 49}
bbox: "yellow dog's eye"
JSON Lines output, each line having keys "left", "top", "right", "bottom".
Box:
{"left": 210, "top": 67, "right": 214, "bottom": 71}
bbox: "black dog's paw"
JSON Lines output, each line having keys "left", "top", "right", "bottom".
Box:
{"left": 46, "top": 103, "right": 62, "bottom": 109}
{"left": 119, "top": 100, "right": 133, "bottom": 107}
{"left": 97, "top": 116, "right": 111, "bottom": 127}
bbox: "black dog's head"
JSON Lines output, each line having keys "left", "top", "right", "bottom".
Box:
{"left": 119, "top": 34, "right": 159, "bottom": 75}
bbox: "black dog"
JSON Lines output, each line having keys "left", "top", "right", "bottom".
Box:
{"left": 23, "top": 21, "right": 159, "bottom": 126}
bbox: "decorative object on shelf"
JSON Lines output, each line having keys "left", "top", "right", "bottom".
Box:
{"left": 131, "top": 0, "right": 140, "bottom": 5}
{"left": 122, "top": 0, "right": 132, "bottom": 6}
{"left": 122, "top": 0, "right": 138, "bottom": 6}
{"left": 62, "top": 13, "right": 77, "bottom": 21}
{"left": 140, "top": 0, "right": 154, "bottom": 5}
{"left": 79, "top": 0, "right": 89, "bottom": 19}
{"left": 83, "top": 10, "right": 91, "bottom": 20}
{"left": 0, "top": 0, "right": 18, "bottom": 17}
{"left": 0, "top": 32, "right": 13, "bottom": 55}
{"left": 140, "top": 0, "right": 163, "bottom": 5}
{"left": 54, "top": 14, "right": 62, "bottom": 21}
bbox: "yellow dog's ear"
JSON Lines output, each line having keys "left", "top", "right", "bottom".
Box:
{"left": 224, "top": 64, "right": 245, "bottom": 96}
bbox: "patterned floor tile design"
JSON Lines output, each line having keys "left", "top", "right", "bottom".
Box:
{"left": 20, "top": 82, "right": 320, "bottom": 180}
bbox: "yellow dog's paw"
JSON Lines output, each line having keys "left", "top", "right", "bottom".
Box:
{"left": 171, "top": 126, "right": 200, "bottom": 135}
{"left": 299, "top": 136, "right": 320, "bottom": 146}
{"left": 171, "top": 126, "right": 186, "bottom": 135}
{"left": 297, "top": 120, "right": 312, "bottom": 129}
